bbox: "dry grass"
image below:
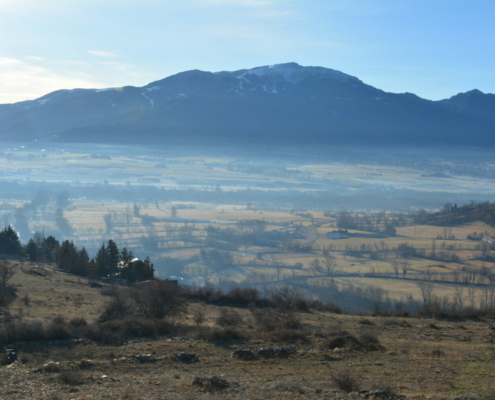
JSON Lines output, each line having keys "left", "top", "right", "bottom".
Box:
{"left": 0, "top": 263, "right": 494, "bottom": 399}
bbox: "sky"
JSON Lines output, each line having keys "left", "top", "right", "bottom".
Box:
{"left": 1, "top": 0, "right": 495, "bottom": 104}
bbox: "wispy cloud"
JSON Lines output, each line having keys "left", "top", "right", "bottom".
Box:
{"left": 24, "top": 55, "right": 44, "bottom": 61}
{"left": 198, "top": 0, "right": 272, "bottom": 7}
{"left": 0, "top": 57, "right": 106, "bottom": 104}
{"left": 87, "top": 50, "right": 119, "bottom": 58}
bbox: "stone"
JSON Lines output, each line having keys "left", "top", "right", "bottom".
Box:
{"left": 231, "top": 348, "right": 255, "bottom": 360}
{"left": 257, "top": 347, "right": 275, "bottom": 358}
{"left": 173, "top": 353, "right": 199, "bottom": 363}
{"left": 193, "top": 376, "right": 231, "bottom": 390}
{"left": 131, "top": 354, "right": 156, "bottom": 364}
{"left": 274, "top": 346, "right": 297, "bottom": 357}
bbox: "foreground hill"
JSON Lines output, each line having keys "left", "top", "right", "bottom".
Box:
{"left": 1, "top": 261, "right": 494, "bottom": 399}
{"left": 1, "top": 62, "right": 494, "bottom": 147}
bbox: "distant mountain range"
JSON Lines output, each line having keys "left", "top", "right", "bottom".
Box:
{"left": 1, "top": 62, "right": 494, "bottom": 146}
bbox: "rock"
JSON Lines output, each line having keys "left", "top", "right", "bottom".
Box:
{"left": 274, "top": 347, "right": 297, "bottom": 357}
{"left": 173, "top": 353, "right": 199, "bottom": 363}
{"left": 231, "top": 348, "right": 255, "bottom": 360}
{"left": 4, "top": 346, "right": 17, "bottom": 365}
{"left": 257, "top": 347, "right": 275, "bottom": 358}
{"left": 131, "top": 354, "right": 156, "bottom": 364}
{"left": 40, "top": 361, "right": 61, "bottom": 373}
{"left": 193, "top": 376, "right": 232, "bottom": 390}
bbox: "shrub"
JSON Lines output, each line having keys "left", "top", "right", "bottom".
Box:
{"left": 252, "top": 308, "right": 278, "bottom": 331}
{"left": 431, "top": 349, "right": 445, "bottom": 357}
{"left": 69, "top": 317, "right": 88, "bottom": 328}
{"left": 252, "top": 306, "right": 302, "bottom": 331}
{"left": 59, "top": 370, "right": 86, "bottom": 385}
{"left": 262, "top": 328, "right": 309, "bottom": 343}
{"left": 193, "top": 308, "right": 206, "bottom": 325}
{"left": 0, "top": 352, "right": 8, "bottom": 366}
{"left": 324, "top": 330, "right": 364, "bottom": 352}
{"left": 359, "top": 331, "right": 381, "bottom": 351}
{"left": 47, "top": 323, "right": 72, "bottom": 341}
{"left": 216, "top": 308, "right": 243, "bottom": 327}
{"left": 131, "top": 280, "right": 186, "bottom": 319}
{"left": 83, "top": 324, "right": 122, "bottom": 345}
{"left": 98, "top": 296, "right": 133, "bottom": 322}
{"left": 0, "top": 321, "right": 47, "bottom": 345}
{"left": 195, "top": 327, "right": 246, "bottom": 343}
{"left": 330, "top": 367, "right": 360, "bottom": 393}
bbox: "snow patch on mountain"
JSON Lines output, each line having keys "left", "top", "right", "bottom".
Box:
{"left": 141, "top": 92, "right": 154, "bottom": 108}
{"left": 237, "top": 62, "right": 360, "bottom": 85}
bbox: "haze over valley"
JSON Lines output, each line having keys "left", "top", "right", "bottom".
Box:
{"left": 2, "top": 2, "right": 495, "bottom": 399}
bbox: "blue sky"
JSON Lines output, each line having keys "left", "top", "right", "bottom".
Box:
{"left": 1, "top": 0, "right": 494, "bottom": 103}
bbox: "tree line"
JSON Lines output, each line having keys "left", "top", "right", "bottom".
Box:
{"left": 0, "top": 225, "right": 154, "bottom": 283}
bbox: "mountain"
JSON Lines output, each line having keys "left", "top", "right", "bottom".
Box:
{"left": 1, "top": 62, "right": 494, "bottom": 147}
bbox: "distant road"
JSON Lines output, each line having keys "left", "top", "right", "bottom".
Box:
{"left": 302, "top": 221, "right": 326, "bottom": 245}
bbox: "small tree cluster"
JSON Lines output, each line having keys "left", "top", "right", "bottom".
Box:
{"left": 25, "top": 233, "right": 60, "bottom": 263}
{"left": 95, "top": 240, "right": 154, "bottom": 282}
{"left": 0, "top": 226, "right": 21, "bottom": 256}
{"left": 58, "top": 240, "right": 91, "bottom": 276}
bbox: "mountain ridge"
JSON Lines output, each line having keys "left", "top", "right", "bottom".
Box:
{"left": 1, "top": 62, "right": 494, "bottom": 146}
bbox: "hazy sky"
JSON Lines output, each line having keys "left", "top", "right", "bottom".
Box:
{"left": 1, "top": 0, "right": 494, "bottom": 103}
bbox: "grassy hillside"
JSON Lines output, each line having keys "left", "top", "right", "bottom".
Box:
{"left": 1, "top": 261, "right": 495, "bottom": 399}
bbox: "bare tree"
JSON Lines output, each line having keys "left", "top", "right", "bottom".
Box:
{"left": 390, "top": 259, "right": 400, "bottom": 278}
{"left": 309, "top": 258, "right": 322, "bottom": 276}
{"left": 468, "top": 285, "right": 477, "bottom": 307}
{"left": 322, "top": 250, "right": 338, "bottom": 275}
{"left": 170, "top": 206, "right": 178, "bottom": 219}
{"left": 453, "top": 286, "right": 465, "bottom": 312}
{"left": 400, "top": 258, "right": 411, "bottom": 278}
{"left": 416, "top": 280, "right": 435, "bottom": 305}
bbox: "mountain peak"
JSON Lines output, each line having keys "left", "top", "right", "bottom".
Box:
{"left": 231, "top": 62, "right": 361, "bottom": 85}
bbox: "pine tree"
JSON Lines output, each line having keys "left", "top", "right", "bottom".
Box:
{"left": 0, "top": 226, "right": 21, "bottom": 255}
{"left": 120, "top": 247, "right": 134, "bottom": 266}
{"left": 95, "top": 244, "right": 109, "bottom": 277}
{"left": 25, "top": 239, "right": 38, "bottom": 262}
{"left": 76, "top": 247, "right": 90, "bottom": 276}
{"left": 106, "top": 240, "right": 120, "bottom": 277}
{"left": 58, "top": 240, "right": 78, "bottom": 272}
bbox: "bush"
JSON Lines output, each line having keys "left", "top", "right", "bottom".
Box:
{"left": 324, "top": 330, "right": 364, "bottom": 352}
{"left": 193, "top": 308, "right": 206, "bottom": 325}
{"left": 69, "top": 317, "right": 88, "bottom": 328}
{"left": 262, "top": 328, "right": 309, "bottom": 343}
{"left": 330, "top": 367, "right": 360, "bottom": 393}
{"left": 0, "top": 321, "right": 47, "bottom": 346}
{"left": 359, "top": 332, "right": 381, "bottom": 351}
{"left": 195, "top": 327, "right": 246, "bottom": 343}
{"left": 252, "top": 308, "right": 278, "bottom": 331}
{"left": 47, "top": 323, "right": 72, "bottom": 341}
{"left": 216, "top": 308, "right": 243, "bottom": 327}
{"left": 59, "top": 370, "right": 86, "bottom": 385}
{"left": 131, "top": 280, "right": 186, "bottom": 319}
{"left": 252, "top": 306, "right": 302, "bottom": 331}
{"left": 98, "top": 296, "right": 133, "bottom": 322}
{"left": 83, "top": 324, "right": 122, "bottom": 345}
